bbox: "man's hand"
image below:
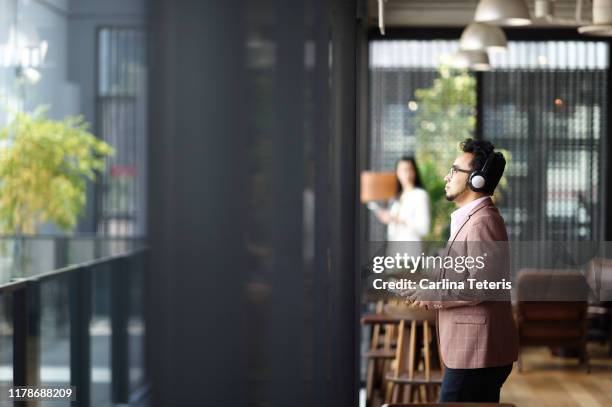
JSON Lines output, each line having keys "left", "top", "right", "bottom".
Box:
{"left": 407, "top": 299, "right": 442, "bottom": 310}
{"left": 402, "top": 289, "right": 417, "bottom": 301}
{"left": 403, "top": 291, "right": 440, "bottom": 309}
{"left": 398, "top": 288, "right": 417, "bottom": 299}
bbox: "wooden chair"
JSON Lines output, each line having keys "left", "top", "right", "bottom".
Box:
{"left": 516, "top": 269, "right": 590, "bottom": 372}
{"left": 584, "top": 257, "right": 612, "bottom": 301}
{"left": 384, "top": 306, "right": 442, "bottom": 404}
{"left": 584, "top": 258, "right": 612, "bottom": 354}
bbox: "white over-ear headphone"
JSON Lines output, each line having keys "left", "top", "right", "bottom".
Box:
{"left": 470, "top": 173, "right": 486, "bottom": 190}
{"left": 468, "top": 152, "right": 499, "bottom": 192}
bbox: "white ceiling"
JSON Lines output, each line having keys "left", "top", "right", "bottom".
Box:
{"left": 368, "top": 0, "right": 594, "bottom": 27}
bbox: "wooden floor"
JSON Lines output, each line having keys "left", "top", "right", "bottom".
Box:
{"left": 502, "top": 344, "right": 612, "bottom": 407}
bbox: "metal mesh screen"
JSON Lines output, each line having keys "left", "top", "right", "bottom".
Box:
{"left": 369, "top": 39, "right": 608, "bottom": 242}
{"left": 370, "top": 69, "right": 436, "bottom": 171}
{"left": 96, "top": 27, "right": 147, "bottom": 237}
{"left": 369, "top": 69, "right": 434, "bottom": 240}
{"left": 484, "top": 42, "right": 607, "bottom": 241}
{"left": 369, "top": 40, "right": 466, "bottom": 241}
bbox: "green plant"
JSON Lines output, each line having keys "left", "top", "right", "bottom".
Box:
{"left": 412, "top": 67, "right": 511, "bottom": 242}
{"left": 415, "top": 66, "right": 477, "bottom": 170}
{"left": 417, "top": 158, "right": 455, "bottom": 242}
{"left": 412, "top": 66, "right": 476, "bottom": 241}
{"left": 0, "top": 107, "right": 114, "bottom": 234}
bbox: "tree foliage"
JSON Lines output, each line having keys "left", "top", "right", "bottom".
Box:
{"left": 413, "top": 66, "right": 509, "bottom": 241}
{"left": 0, "top": 107, "right": 114, "bottom": 234}
{"left": 414, "top": 66, "right": 476, "bottom": 241}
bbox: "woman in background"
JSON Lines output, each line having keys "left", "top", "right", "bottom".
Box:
{"left": 371, "top": 156, "right": 431, "bottom": 256}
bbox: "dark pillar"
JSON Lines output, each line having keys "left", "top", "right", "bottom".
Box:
{"left": 148, "top": 0, "right": 358, "bottom": 405}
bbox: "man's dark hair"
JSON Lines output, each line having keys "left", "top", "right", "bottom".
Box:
{"left": 460, "top": 138, "right": 505, "bottom": 195}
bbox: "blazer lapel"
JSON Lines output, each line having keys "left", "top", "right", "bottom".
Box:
{"left": 441, "top": 197, "right": 492, "bottom": 280}
{"left": 446, "top": 197, "right": 493, "bottom": 255}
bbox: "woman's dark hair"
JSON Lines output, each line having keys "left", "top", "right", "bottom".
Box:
{"left": 395, "top": 156, "right": 423, "bottom": 196}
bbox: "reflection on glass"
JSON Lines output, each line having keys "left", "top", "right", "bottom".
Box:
{"left": 129, "top": 255, "right": 145, "bottom": 392}
{"left": 39, "top": 278, "right": 70, "bottom": 407}
{"left": 91, "top": 266, "right": 111, "bottom": 407}
{"left": 0, "top": 293, "right": 12, "bottom": 407}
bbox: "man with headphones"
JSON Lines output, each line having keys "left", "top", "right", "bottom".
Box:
{"left": 444, "top": 138, "right": 504, "bottom": 215}
{"left": 407, "top": 138, "right": 518, "bottom": 403}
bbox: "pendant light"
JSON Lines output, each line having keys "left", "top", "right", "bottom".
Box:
{"left": 474, "top": 0, "right": 532, "bottom": 26}
{"left": 452, "top": 50, "right": 491, "bottom": 71}
{"left": 459, "top": 22, "right": 507, "bottom": 53}
{"left": 579, "top": 0, "right": 612, "bottom": 36}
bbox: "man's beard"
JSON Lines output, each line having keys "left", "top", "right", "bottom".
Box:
{"left": 445, "top": 184, "right": 468, "bottom": 202}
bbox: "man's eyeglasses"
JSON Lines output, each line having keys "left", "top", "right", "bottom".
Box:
{"left": 447, "top": 165, "right": 472, "bottom": 178}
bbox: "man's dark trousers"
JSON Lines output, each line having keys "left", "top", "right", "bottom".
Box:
{"left": 439, "top": 364, "right": 513, "bottom": 402}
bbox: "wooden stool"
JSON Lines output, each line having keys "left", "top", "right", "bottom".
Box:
{"left": 363, "top": 301, "right": 399, "bottom": 404}
{"left": 384, "top": 307, "right": 442, "bottom": 404}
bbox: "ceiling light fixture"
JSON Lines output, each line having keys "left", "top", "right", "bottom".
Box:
{"left": 378, "top": 0, "right": 386, "bottom": 35}
{"left": 534, "top": 0, "right": 589, "bottom": 26}
{"left": 459, "top": 22, "right": 507, "bottom": 52}
{"left": 474, "top": 0, "right": 532, "bottom": 26}
{"left": 452, "top": 50, "right": 491, "bottom": 71}
{"left": 579, "top": 0, "right": 612, "bottom": 36}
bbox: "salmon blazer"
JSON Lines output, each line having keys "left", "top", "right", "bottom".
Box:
{"left": 437, "top": 197, "right": 518, "bottom": 369}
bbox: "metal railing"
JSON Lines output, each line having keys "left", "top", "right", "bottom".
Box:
{"left": 0, "top": 235, "right": 145, "bottom": 285}
{"left": 0, "top": 249, "right": 146, "bottom": 407}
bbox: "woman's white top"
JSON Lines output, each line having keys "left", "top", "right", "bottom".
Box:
{"left": 387, "top": 187, "right": 431, "bottom": 242}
